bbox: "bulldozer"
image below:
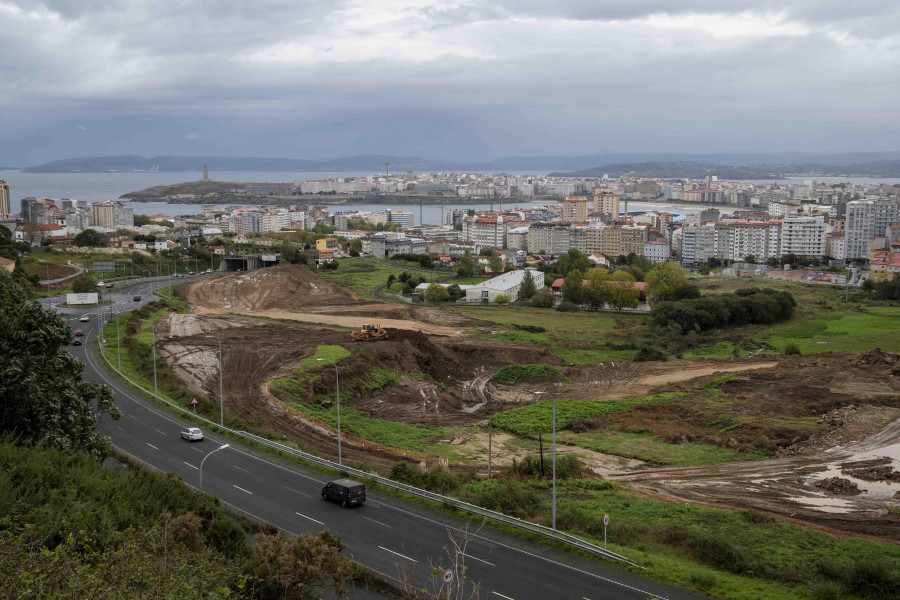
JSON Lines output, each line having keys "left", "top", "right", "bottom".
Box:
{"left": 350, "top": 323, "right": 389, "bottom": 342}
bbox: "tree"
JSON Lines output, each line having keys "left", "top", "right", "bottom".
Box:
{"left": 562, "top": 269, "right": 584, "bottom": 304}
{"left": 447, "top": 284, "right": 463, "bottom": 301}
{"left": 489, "top": 252, "right": 504, "bottom": 273}
{"left": 531, "top": 290, "right": 554, "bottom": 308}
{"left": 603, "top": 270, "right": 640, "bottom": 312}
{"left": 71, "top": 275, "right": 96, "bottom": 293}
{"left": 767, "top": 256, "right": 780, "bottom": 268}
{"left": 583, "top": 268, "right": 609, "bottom": 310}
{"left": 424, "top": 283, "right": 450, "bottom": 302}
{"left": 557, "top": 248, "right": 590, "bottom": 277}
{"left": 519, "top": 269, "right": 537, "bottom": 299}
{"left": 0, "top": 271, "right": 119, "bottom": 460}
{"left": 73, "top": 229, "right": 103, "bottom": 248}
{"left": 457, "top": 251, "right": 476, "bottom": 277}
{"left": 645, "top": 262, "right": 688, "bottom": 302}
{"left": 744, "top": 254, "right": 757, "bottom": 264}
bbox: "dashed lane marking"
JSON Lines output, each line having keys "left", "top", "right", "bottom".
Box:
{"left": 295, "top": 512, "right": 325, "bottom": 526}
{"left": 378, "top": 546, "right": 417, "bottom": 563}
{"left": 233, "top": 485, "right": 253, "bottom": 495}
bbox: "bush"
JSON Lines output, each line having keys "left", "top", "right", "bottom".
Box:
{"left": 531, "top": 290, "right": 554, "bottom": 308}
{"left": 491, "top": 364, "right": 561, "bottom": 384}
{"left": 688, "top": 569, "right": 719, "bottom": 592}
{"left": 634, "top": 346, "right": 667, "bottom": 362}
{"left": 808, "top": 581, "right": 843, "bottom": 600}
{"left": 494, "top": 293, "right": 511, "bottom": 304}
{"left": 651, "top": 288, "right": 796, "bottom": 334}
{"left": 555, "top": 300, "right": 578, "bottom": 312}
{"left": 783, "top": 342, "right": 802, "bottom": 355}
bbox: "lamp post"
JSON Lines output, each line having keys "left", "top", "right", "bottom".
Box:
{"left": 532, "top": 390, "right": 556, "bottom": 531}
{"left": 115, "top": 308, "right": 121, "bottom": 372}
{"left": 141, "top": 269, "right": 152, "bottom": 295}
{"left": 205, "top": 335, "right": 225, "bottom": 427}
{"left": 199, "top": 444, "right": 230, "bottom": 490}
{"left": 317, "top": 357, "right": 342, "bottom": 464}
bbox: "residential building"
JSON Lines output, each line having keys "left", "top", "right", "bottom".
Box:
{"left": 387, "top": 210, "right": 414, "bottom": 228}
{"left": 644, "top": 239, "right": 671, "bottom": 263}
{"left": 0, "top": 180, "right": 9, "bottom": 218}
{"left": 0, "top": 256, "right": 14, "bottom": 273}
{"left": 464, "top": 268, "right": 545, "bottom": 303}
{"left": 581, "top": 224, "right": 648, "bottom": 257}
{"left": 780, "top": 215, "right": 827, "bottom": 259}
{"left": 462, "top": 214, "right": 508, "bottom": 249}
{"left": 527, "top": 223, "right": 573, "bottom": 256}
{"left": 92, "top": 200, "right": 134, "bottom": 228}
{"left": 870, "top": 253, "right": 900, "bottom": 282}
{"left": 845, "top": 200, "right": 900, "bottom": 260}
{"left": 506, "top": 226, "right": 530, "bottom": 251}
{"left": 827, "top": 233, "right": 845, "bottom": 261}
{"left": 562, "top": 196, "right": 589, "bottom": 222}
{"left": 14, "top": 223, "right": 65, "bottom": 246}
{"left": 315, "top": 238, "right": 338, "bottom": 251}
{"left": 679, "top": 187, "right": 725, "bottom": 203}
{"left": 714, "top": 220, "right": 782, "bottom": 262}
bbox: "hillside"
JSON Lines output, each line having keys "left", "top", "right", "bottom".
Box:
{"left": 549, "top": 161, "right": 785, "bottom": 179}
{"left": 119, "top": 179, "right": 252, "bottom": 200}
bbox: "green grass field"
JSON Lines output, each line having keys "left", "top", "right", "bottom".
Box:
{"left": 316, "top": 257, "right": 440, "bottom": 299}
{"left": 758, "top": 306, "right": 900, "bottom": 354}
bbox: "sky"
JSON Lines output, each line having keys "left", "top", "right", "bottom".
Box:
{"left": 2, "top": 0, "right": 900, "bottom": 165}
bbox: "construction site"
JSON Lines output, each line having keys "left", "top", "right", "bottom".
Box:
{"left": 148, "top": 264, "right": 900, "bottom": 542}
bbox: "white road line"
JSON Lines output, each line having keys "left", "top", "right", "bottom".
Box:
{"left": 363, "top": 516, "right": 391, "bottom": 528}
{"left": 192, "top": 447, "right": 205, "bottom": 453}
{"left": 295, "top": 512, "right": 325, "bottom": 526}
{"left": 461, "top": 553, "right": 495, "bottom": 566}
{"left": 233, "top": 465, "right": 251, "bottom": 474}
{"left": 145, "top": 443, "right": 158, "bottom": 450}
{"left": 282, "top": 485, "right": 311, "bottom": 497}
{"left": 492, "top": 593, "right": 515, "bottom": 600}
{"left": 233, "top": 485, "right": 252, "bottom": 495}
{"left": 378, "top": 546, "right": 417, "bottom": 563}
{"left": 154, "top": 428, "right": 166, "bottom": 435}
{"left": 184, "top": 462, "right": 198, "bottom": 470}
{"left": 127, "top": 414, "right": 138, "bottom": 420}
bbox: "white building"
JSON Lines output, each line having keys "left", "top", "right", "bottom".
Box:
{"left": 464, "top": 268, "right": 545, "bottom": 303}
{"left": 387, "top": 210, "right": 415, "bottom": 228}
{"left": 643, "top": 239, "right": 671, "bottom": 263}
{"left": 780, "top": 215, "right": 827, "bottom": 258}
{"left": 714, "top": 220, "right": 782, "bottom": 262}
{"left": 845, "top": 200, "right": 900, "bottom": 260}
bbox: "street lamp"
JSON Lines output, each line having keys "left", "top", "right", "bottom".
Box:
{"left": 115, "top": 308, "right": 121, "bottom": 372}
{"left": 532, "top": 390, "right": 556, "bottom": 531}
{"left": 205, "top": 335, "right": 225, "bottom": 427}
{"left": 199, "top": 444, "right": 230, "bottom": 490}
{"left": 141, "top": 269, "right": 153, "bottom": 295}
{"left": 317, "top": 357, "right": 342, "bottom": 464}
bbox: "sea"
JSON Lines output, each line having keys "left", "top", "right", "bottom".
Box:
{"left": 3, "top": 170, "right": 899, "bottom": 226}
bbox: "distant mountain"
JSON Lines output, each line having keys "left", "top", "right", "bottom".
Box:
{"left": 549, "top": 161, "right": 786, "bottom": 180}
{"left": 21, "top": 152, "right": 900, "bottom": 175}
{"left": 0, "top": 167, "right": 21, "bottom": 172}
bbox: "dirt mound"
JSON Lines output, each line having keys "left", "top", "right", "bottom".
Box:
{"left": 842, "top": 458, "right": 900, "bottom": 483}
{"left": 852, "top": 348, "right": 900, "bottom": 367}
{"left": 814, "top": 477, "right": 863, "bottom": 495}
{"left": 181, "top": 264, "right": 363, "bottom": 311}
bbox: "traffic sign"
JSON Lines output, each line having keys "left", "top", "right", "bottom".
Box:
{"left": 603, "top": 513, "right": 610, "bottom": 527}
{"left": 190, "top": 397, "right": 199, "bottom": 405}
{"left": 442, "top": 569, "right": 454, "bottom": 584}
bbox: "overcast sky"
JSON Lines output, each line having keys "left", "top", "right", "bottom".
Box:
{"left": 2, "top": 0, "right": 899, "bottom": 164}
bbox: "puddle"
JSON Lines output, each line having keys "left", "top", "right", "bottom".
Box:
{"left": 787, "top": 495, "right": 855, "bottom": 513}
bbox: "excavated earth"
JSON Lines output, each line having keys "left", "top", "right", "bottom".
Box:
{"left": 161, "top": 266, "right": 900, "bottom": 539}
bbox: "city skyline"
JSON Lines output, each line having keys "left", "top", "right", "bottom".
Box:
{"left": 2, "top": 2, "right": 900, "bottom": 166}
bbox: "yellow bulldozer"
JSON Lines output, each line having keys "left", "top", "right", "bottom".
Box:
{"left": 350, "top": 323, "right": 389, "bottom": 341}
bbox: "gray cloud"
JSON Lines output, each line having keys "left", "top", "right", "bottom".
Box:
{"left": 1, "top": 0, "right": 899, "bottom": 163}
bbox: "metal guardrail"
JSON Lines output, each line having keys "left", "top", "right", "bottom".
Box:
{"left": 97, "top": 328, "right": 639, "bottom": 567}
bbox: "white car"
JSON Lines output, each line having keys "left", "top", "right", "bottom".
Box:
{"left": 79, "top": 315, "right": 90, "bottom": 322}
{"left": 96, "top": 281, "right": 105, "bottom": 287}
{"left": 180, "top": 427, "right": 204, "bottom": 442}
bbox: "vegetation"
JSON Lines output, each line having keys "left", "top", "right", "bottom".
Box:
{"left": 0, "top": 271, "right": 119, "bottom": 460}
{"left": 520, "top": 269, "right": 538, "bottom": 299}
{"left": 425, "top": 282, "right": 450, "bottom": 302}
{"left": 73, "top": 228, "right": 104, "bottom": 247}
{"left": 645, "top": 261, "right": 688, "bottom": 302}
{"left": 652, "top": 288, "right": 796, "bottom": 334}
{"left": 491, "top": 364, "right": 562, "bottom": 384}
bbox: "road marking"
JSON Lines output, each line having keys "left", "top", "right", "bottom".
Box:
{"left": 282, "top": 485, "right": 310, "bottom": 497}
{"left": 233, "top": 485, "right": 253, "bottom": 494}
{"left": 154, "top": 428, "right": 167, "bottom": 435}
{"left": 145, "top": 443, "right": 158, "bottom": 450}
{"left": 378, "top": 546, "right": 417, "bottom": 563}
{"left": 233, "top": 465, "right": 251, "bottom": 474}
{"left": 295, "top": 512, "right": 325, "bottom": 526}
{"left": 363, "top": 516, "right": 391, "bottom": 528}
{"left": 461, "top": 552, "right": 494, "bottom": 566}
{"left": 127, "top": 414, "right": 138, "bottom": 420}
{"left": 492, "top": 593, "right": 515, "bottom": 600}
{"left": 184, "top": 462, "right": 198, "bottom": 470}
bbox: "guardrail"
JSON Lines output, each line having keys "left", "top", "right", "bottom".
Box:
{"left": 96, "top": 327, "right": 639, "bottom": 568}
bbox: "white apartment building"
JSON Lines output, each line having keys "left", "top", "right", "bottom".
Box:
{"left": 527, "top": 223, "right": 573, "bottom": 256}
{"left": 844, "top": 200, "right": 900, "bottom": 260}
{"left": 462, "top": 214, "right": 507, "bottom": 249}
{"left": 260, "top": 209, "right": 292, "bottom": 233}
{"left": 714, "top": 220, "right": 782, "bottom": 262}
{"left": 644, "top": 239, "right": 671, "bottom": 263}
{"left": 780, "top": 215, "right": 827, "bottom": 258}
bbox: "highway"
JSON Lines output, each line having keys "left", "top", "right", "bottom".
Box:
{"left": 58, "top": 276, "right": 706, "bottom": 600}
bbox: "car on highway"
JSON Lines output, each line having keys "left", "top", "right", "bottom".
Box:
{"left": 322, "top": 479, "right": 366, "bottom": 507}
{"left": 180, "top": 427, "right": 204, "bottom": 442}
{"left": 72, "top": 339, "right": 83, "bottom": 346}
{"left": 79, "top": 315, "right": 90, "bottom": 322}
{"left": 74, "top": 330, "right": 84, "bottom": 336}
{"left": 133, "top": 295, "right": 142, "bottom": 302}
{"left": 105, "top": 283, "right": 114, "bottom": 288}
{"left": 188, "top": 271, "right": 194, "bottom": 275}
{"left": 97, "top": 281, "right": 104, "bottom": 287}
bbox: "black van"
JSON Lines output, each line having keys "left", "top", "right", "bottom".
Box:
{"left": 322, "top": 478, "right": 366, "bottom": 507}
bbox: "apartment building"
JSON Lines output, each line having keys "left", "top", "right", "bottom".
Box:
{"left": 562, "top": 196, "right": 589, "bottom": 222}
{"left": 0, "top": 180, "right": 9, "bottom": 218}
{"left": 714, "top": 220, "right": 782, "bottom": 262}
{"left": 462, "top": 214, "right": 507, "bottom": 249}
{"left": 91, "top": 200, "right": 134, "bottom": 228}
{"left": 780, "top": 215, "right": 827, "bottom": 258}
{"left": 593, "top": 192, "right": 620, "bottom": 220}
{"left": 580, "top": 224, "right": 648, "bottom": 258}
{"left": 644, "top": 239, "right": 671, "bottom": 263}
{"left": 844, "top": 200, "right": 900, "bottom": 260}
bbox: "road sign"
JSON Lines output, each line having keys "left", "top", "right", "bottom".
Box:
{"left": 603, "top": 513, "right": 610, "bottom": 527}
{"left": 442, "top": 569, "right": 454, "bottom": 584}
{"left": 190, "top": 397, "right": 199, "bottom": 405}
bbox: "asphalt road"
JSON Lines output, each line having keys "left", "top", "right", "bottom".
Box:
{"left": 60, "top": 277, "right": 707, "bottom": 600}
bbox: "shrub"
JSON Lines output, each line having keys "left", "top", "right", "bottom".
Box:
{"left": 634, "top": 346, "right": 667, "bottom": 362}
{"left": 688, "top": 569, "right": 719, "bottom": 592}
{"left": 783, "top": 342, "right": 802, "bottom": 355}
{"left": 494, "top": 293, "right": 511, "bottom": 304}
{"left": 555, "top": 300, "right": 579, "bottom": 312}
{"left": 491, "top": 364, "right": 561, "bottom": 384}
{"left": 808, "top": 581, "right": 843, "bottom": 600}
{"left": 531, "top": 290, "right": 554, "bottom": 308}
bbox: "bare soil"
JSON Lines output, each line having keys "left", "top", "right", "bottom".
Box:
{"left": 160, "top": 266, "right": 900, "bottom": 539}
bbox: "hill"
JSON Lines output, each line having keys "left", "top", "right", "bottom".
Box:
{"left": 549, "top": 161, "right": 785, "bottom": 180}
{"left": 120, "top": 180, "right": 251, "bottom": 200}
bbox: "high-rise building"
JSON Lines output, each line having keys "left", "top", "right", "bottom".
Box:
{"left": 562, "top": 196, "right": 589, "bottom": 222}
{"left": 91, "top": 200, "right": 134, "bottom": 228}
{"left": 0, "top": 180, "right": 9, "bottom": 218}
{"left": 845, "top": 200, "right": 900, "bottom": 260}
{"left": 593, "top": 192, "right": 620, "bottom": 220}
{"left": 387, "top": 209, "right": 414, "bottom": 228}
{"left": 780, "top": 215, "right": 827, "bottom": 259}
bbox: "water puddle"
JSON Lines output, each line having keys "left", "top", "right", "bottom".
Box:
{"left": 787, "top": 495, "right": 855, "bottom": 513}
